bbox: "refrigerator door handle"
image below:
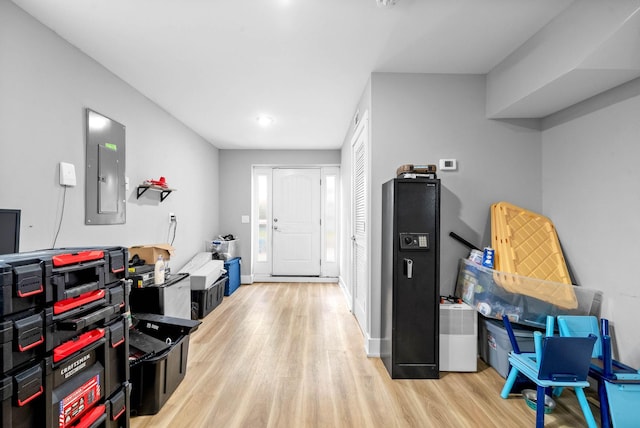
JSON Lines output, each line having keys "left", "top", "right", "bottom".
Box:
{"left": 404, "top": 258, "right": 413, "bottom": 279}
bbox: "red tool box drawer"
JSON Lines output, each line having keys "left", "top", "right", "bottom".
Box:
{"left": 50, "top": 260, "right": 106, "bottom": 306}
{"left": 67, "top": 381, "right": 131, "bottom": 428}
{"left": 46, "top": 281, "right": 128, "bottom": 350}
{"left": 49, "top": 319, "right": 128, "bottom": 400}
{"left": 45, "top": 336, "right": 107, "bottom": 428}
{"left": 57, "top": 247, "right": 128, "bottom": 286}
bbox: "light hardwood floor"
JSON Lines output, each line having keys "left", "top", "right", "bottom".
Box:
{"left": 130, "top": 282, "right": 600, "bottom": 428}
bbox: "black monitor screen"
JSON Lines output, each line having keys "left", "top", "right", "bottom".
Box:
{"left": 0, "top": 209, "right": 21, "bottom": 254}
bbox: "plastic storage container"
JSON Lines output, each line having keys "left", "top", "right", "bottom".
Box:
{"left": 223, "top": 258, "right": 241, "bottom": 296}
{"left": 129, "top": 273, "right": 191, "bottom": 319}
{"left": 210, "top": 240, "right": 238, "bottom": 260}
{"left": 479, "top": 316, "right": 538, "bottom": 378}
{"left": 455, "top": 258, "right": 602, "bottom": 328}
{"left": 191, "top": 276, "right": 224, "bottom": 319}
{"left": 129, "top": 314, "right": 200, "bottom": 416}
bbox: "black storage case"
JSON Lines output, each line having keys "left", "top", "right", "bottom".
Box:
{"left": 129, "top": 314, "right": 200, "bottom": 416}
{"left": 190, "top": 276, "right": 225, "bottom": 319}
{"left": 0, "top": 255, "right": 51, "bottom": 318}
{"left": 1, "top": 308, "right": 46, "bottom": 374}
{"left": 0, "top": 360, "right": 46, "bottom": 428}
{"left": 0, "top": 247, "right": 131, "bottom": 428}
{"left": 104, "top": 381, "right": 131, "bottom": 428}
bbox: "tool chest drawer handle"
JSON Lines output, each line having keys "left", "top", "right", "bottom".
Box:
{"left": 112, "top": 405, "right": 126, "bottom": 421}
{"left": 53, "top": 289, "right": 105, "bottom": 315}
{"left": 53, "top": 328, "right": 105, "bottom": 362}
{"left": 52, "top": 250, "right": 104, "bottom": 267}
{"left": 17, "top": 385, "right": 43, "bottom": 406}
{"left": 62, "top": 280, "right": 102, "bottom": 300}
{"left": 73, "top": 404, "right": 106, "bottom": 428}
{"left": 58, "top": 304, "right": 118, "bottom": 331}
{"left": 111, "top": 336, "right": 125, "bottom": 348}
{"left": 108, "top": 387, "right": 126, "bottom": 420}
{"left": 17, "top": 285, "right": 43, "bottom": 297}
{"left": 18, "top": 335, "right": 44, "bottom": 352}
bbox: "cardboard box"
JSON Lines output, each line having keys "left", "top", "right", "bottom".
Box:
{"left": 129, "top": 244, "right": 175, "bottom": 264}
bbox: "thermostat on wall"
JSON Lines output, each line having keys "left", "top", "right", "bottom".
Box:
{"left": 439, "top": 159, "right": 457, "bottom": 171}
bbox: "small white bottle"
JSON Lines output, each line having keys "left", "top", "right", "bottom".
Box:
{"left": 154, "top": 255, "right": 165, "bottom": 285}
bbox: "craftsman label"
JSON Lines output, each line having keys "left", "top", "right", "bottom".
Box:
{"left": 54, "top": 350, "right": 97, "bottom": 386}
{"left": 58, "top": 374, "right": 101, "bottom": 428}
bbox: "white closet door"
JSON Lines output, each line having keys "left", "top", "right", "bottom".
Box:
{"left": 351, "top": 114, "right": 369, "bottom": 333}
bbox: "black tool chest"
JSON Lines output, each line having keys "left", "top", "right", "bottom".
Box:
{"left": 0, "top": 247, "right": 131, "bottom": 428}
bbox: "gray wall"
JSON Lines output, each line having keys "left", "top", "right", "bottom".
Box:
{"left": 0, "top": 1, "right": 219, "bottom": 271}
{"left": 542, "top": 78, "right": 640, "bottom": 367}
{"left": 218, "top": 150, "right": 341, "bottom": 278}
{"left": 343, "top": 73, "right": 542, "bottom": 351}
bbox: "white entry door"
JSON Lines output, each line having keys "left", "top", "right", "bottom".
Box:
{"left": 272, "top": 168, "right": 321, "bottom": 276}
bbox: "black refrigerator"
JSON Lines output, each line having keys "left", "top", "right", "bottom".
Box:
{"left": 381, "top": 177, "right": 440, "bottom": 379}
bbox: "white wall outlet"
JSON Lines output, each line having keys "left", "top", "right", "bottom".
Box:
{"left": 439, "top": 159, "right": 458, "bottom": 171}
{"left": 59, "top": 162, "right": 76, "bottom": 186}
{"left": 241, "top": 215, "right": 250, "bottom": 224}
{"left": 169, "top": 212, "right": 176, "bottom": 223}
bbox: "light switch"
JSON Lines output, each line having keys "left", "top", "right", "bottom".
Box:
{"left": 241, "top": 215, "right": 250, "bottom": 224}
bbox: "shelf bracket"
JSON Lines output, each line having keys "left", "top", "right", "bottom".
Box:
{"left": 136, "top": 185, "right": 174, "bottom": 202}
{"left": 136, "top": 186, "right": 149, "bottom": 199}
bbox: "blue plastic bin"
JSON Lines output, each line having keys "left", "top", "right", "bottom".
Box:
{"left": 224, "top": 258, "right": 241, "bottom": 296}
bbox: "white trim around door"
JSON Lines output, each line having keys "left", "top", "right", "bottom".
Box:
{"left": 251, "top": 165, "right": 340, "bottom": 280}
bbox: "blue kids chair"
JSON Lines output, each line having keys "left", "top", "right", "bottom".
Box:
{"left": 558, "top": 315, "right": 640, "bottom": 428}
{"left": 500, "top": 315, "right": 598, "bottom": 428}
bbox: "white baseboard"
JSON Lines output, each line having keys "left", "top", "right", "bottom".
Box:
{"left": 338, "top": 276, "right": 353, "bottom": 311}
{"left": 240, "top": 274, "right": 254, "bottom": 284}
{"left": 366, "top": 336, "right": 381, "bottom": 358}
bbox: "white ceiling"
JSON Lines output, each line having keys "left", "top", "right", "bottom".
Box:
{"left": 12, "top": 0, "right": 575, "bottom": 150}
